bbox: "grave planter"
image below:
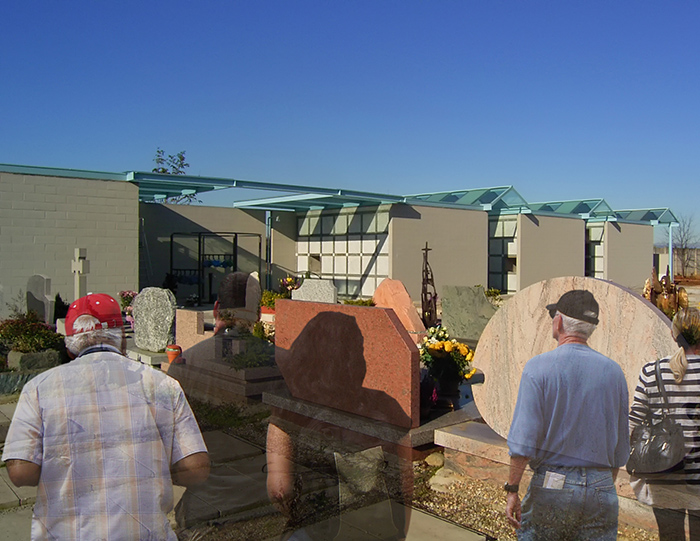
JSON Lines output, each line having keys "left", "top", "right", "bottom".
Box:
{"left": 166, "top": 345, "right": 182, "bottom": 363}
{"left": 260, "top": 306, "right": 275, "bottom": 324}
{"left": 8, "top": 349, "right": 66, "bottom": 371}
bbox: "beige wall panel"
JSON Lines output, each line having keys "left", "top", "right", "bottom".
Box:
{"left": 389, "top": 205, "right": 488, "bottom": 301}
{"left": 139, "top": 203, "right": 267, "bottom": 300}
{"left": 517, "top": 214, "right": 585, "bottom": 290}
{"left": 0, "top": 172, "right": 139, "bottom": 319}
{"left": 270, "top": 211, "right": 298, "bottom": 287}
{"left": 604, "top": 222, "right": 653, "bottom": 291}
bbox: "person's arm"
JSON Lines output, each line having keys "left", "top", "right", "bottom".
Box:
{"left": 505, "top": 455, "right": 529, "bottom": 529}
{"left": 5, "top": 459, "right": 41, "bottom": 487}
{"left": 171, "top": 452, "right": 210, "bottom": 487}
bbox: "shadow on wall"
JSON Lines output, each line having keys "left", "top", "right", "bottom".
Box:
{"left": 139, "top": 204, "right": 266, "bottom": 303}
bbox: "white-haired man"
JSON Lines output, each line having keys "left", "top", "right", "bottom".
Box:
{"left": 2, "top": 293, "right": 209, "bottom": 540}
{"left": 505, "top": 290, "right": 629, "bottom": 540}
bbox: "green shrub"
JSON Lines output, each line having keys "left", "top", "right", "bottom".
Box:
{"left": 0, "top": 311, "right": 66, "bottom": 353}
{"left": 260, "top": 290, "right": 289, "bottom": 308}
{"left": 225, "top": 335, "right": 275, "bottom": 369}
{"left": 342, "top": 298, "right": 375, "bottom": 306}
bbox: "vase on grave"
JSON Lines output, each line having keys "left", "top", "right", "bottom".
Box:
{"left": 166, "top": 345, "right": 182, "bottom": 363}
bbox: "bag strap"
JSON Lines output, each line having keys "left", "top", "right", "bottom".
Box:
{"left": 655, "top": 358, "right": 672, "bottom": 417}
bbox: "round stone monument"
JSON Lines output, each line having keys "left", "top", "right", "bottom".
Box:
{"left": 472, "top": 276, "right": 678, "bottom": 440}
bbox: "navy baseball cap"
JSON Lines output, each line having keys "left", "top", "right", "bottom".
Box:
{"left": 546, "top": 290, "right": 599, "bottom": 325}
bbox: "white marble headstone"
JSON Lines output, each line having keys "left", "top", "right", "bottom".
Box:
{"left": 472, "top": 276, "right": 678, "bottom": 440}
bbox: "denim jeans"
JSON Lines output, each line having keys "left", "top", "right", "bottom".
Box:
{"left": 518, "top": 465, "right": 618, "bottom": 541}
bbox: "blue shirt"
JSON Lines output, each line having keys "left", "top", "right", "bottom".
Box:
{"left": 507, "top": 343, "right": 630, "bottom": 468}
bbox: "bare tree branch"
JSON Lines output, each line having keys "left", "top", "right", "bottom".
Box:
{"left": 673, "top": 213, "right": 699, "bottom": 277}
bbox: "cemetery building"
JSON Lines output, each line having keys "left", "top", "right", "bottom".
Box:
{"left": 0, "top": 163, "right": 678, "bottom": 317}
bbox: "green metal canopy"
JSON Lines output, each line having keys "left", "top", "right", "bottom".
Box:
{"left": 613, "top": 208, "right": 678, "bottom": 225}
{"left": 0, "top": 163, "right": 680, "bottom": 227}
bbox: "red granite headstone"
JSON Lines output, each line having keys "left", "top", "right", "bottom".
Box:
{"left": 275, "top": 300, "right": 420, "bottom": 429}
{"left": 373, "top": 278, "right": 426, "bottom": 345}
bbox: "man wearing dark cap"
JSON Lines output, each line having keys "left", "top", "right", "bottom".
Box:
{"left": 2, "top": 293, "right": 209, "bottom": 540}
{"left": 505, "top": 290, "right": 629, "bottom": 540}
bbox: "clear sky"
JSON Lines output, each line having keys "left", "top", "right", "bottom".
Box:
{"left": 2, "top": 1, "right": 698, "bottom": 240}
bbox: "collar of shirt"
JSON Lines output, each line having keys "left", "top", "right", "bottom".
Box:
{"left": 76, "top": 344, "right": 123, "bottom": 358}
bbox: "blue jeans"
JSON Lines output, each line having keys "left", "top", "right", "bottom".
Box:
{"left": 518, "top": 465, "right": 618, "bottom": 541}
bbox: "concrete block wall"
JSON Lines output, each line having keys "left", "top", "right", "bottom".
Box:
{"left": 517, "top": 213, "right": 585, "bottom": 291}
{"left": 389, "top": 205, "right": 489, "bottom": 302}
{"left": 0, "top": 172, "right": 139, "bottom": 319}
{"left": 605, "top": 221, "right": 653, "bottom": 292}
{"left": 138, "top": 203, "right": 267, "bottom": 301}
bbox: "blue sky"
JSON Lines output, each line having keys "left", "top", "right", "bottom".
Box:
{"left": 2, "top": 1, "right": 698, "bottom": 239}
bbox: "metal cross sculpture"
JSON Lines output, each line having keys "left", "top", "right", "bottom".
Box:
{"left": 421, "top": 242, "right": 438, "bottom": 327}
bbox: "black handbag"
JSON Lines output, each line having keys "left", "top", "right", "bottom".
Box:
{"left": 627, "top": 359, "right": 686, "bottom": 476}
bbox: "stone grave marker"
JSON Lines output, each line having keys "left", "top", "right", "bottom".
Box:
{"left": 373, "top": 278, "right": 425, "bottom": 344}
{"left": 275, "top": 299, "right": 419, "bottom": 428}
{"left": 132, "top": 287, "right": 177, "bottom": 352}
{"left": 472, "top": 276, "right": 678, "bottom": 440}
{"left": 71, "top": 248, "right": 89, "bottom": 300}
{"left": 291, "top": 278, "right": 338, "bottom": 304}
{"left": 441, "top": 285, "right": 498, "bottom": 343}
{"left": 235, "top": 271, "right": 261, "bottom": 322}
{"left": 26, "top": 274, "right": 54, "bottom": 322}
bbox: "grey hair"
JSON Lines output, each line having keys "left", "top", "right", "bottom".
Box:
{"left": 559, "top": 312, "right": 597, "bottom": 340}
{"left": 64, "top": 315, "right": 123, "bottom": 356}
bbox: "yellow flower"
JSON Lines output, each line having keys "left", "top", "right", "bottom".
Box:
{"left": 464, "top": 367, "right": 477, "bottom": 380}
{"left": 444, "top": 341, "right": 453, "bottom": 353}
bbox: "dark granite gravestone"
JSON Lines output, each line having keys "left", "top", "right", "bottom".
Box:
{"left": 132, "top": 287, "right": 177, "bottom": 352}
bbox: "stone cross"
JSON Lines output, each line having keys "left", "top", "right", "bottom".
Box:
{"left": 71, "top": 248, "right": 89, "bottom": 301}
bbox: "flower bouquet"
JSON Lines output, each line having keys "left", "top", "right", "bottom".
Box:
{"left": 118, "top": 290, "right": 138, "bottom": 312}
{"left": 418, "top": 325, "right": 476, "bottom": 382}
{"left": 279, "top": 275, "right": 302, "bottom": 294}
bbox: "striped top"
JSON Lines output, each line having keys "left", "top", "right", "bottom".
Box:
{"left": 2, "top": 349, "right": 207, "bottom": 540}
{"left": 628, "top": 355, "right": 700, "bottom": 508}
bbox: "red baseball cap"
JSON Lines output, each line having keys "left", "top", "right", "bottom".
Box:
{"left": 65, "top": 294, "right": 123, "bottom": 336}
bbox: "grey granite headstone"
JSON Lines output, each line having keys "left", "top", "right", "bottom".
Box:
{"left": 26, "top": 275, "right": 55, "bottom": 323}
{"left": 292, "top": 278, "right": 338, "bottom": 304}
{"left": 132, "top": 287, "right": 177, "bottom": 352}
{"left": 440, "top": 285, "right": 498, "bottom": 342}
{"left": 0, "top": 284, "right": 4, "bottom": 319}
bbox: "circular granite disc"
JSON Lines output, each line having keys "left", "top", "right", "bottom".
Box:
{"left": 472, "top": 276, "right": 677, "bottom": 440}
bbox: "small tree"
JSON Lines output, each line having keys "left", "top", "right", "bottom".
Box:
{"left": 153, "top": 148, "right": 189, "bottom": 175}
{"left": 152, "top": 148, "right": 200, "bottom": 204}
{"left": 673, "top": 213, "right": 699, "bottom": 277}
